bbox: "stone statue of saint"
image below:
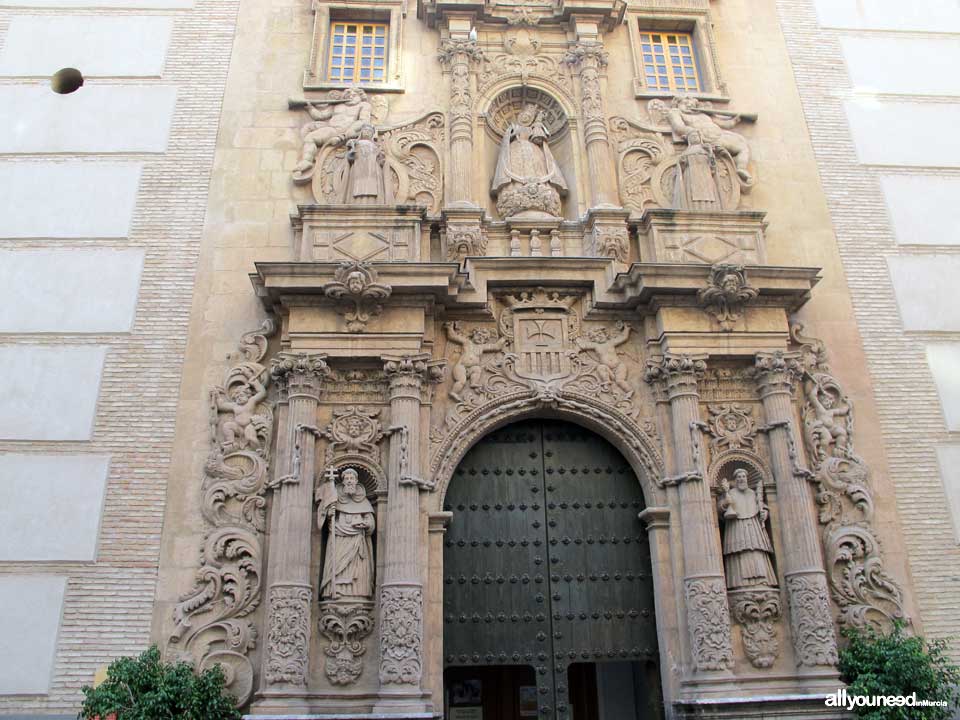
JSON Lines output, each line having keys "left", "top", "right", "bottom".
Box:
{"left": 293, "top": 87, "right": 372, "bottom": 181}
{"left": 317, "top": 468, "right": 376, "bottom": 600}
{"left": 342, "top": 124, "right": 389, "bottom": 205}
{"left": 491, "top": 103, "right": 568, "bottom": 219}
{"left": 718, "top": 469, "right": 777, "bottom": 590}
{"left": 672, "top": 130, "right": 723, "bottom": 211}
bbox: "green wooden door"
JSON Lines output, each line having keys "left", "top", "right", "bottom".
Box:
{"left": 443, "top": 420, "right": 660, "bottom": 719}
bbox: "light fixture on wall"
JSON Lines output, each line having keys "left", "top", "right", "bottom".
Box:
{"left": 51, "top": 68, "right": 84, "bottom": 94}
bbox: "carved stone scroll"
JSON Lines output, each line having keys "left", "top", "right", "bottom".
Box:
{"left": 729, "top": 588, "right": 781, "bottom": 669}
{"left": 698, "top": 264, "right": 758, "bottom": 331}
{"left": 167, "top": 320, "right": 276, "bottom": 706}
{"left": 323, "top": 261, "right": 392, "bottom": 333}
{"left": 791, "top": 324, "right": 907, "bottom": 633}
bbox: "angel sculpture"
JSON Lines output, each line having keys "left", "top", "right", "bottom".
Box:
{"left": 444, "top": 322, "right": 509, "bottom": 402}
{"left": 803, "top": 375, "right": 852, "bottom": 463}
{"left": 323, "top": 262, "right": 392, "bottom": 333}
{"left": 575, "top": 321, "right": 634, "bottom": 398}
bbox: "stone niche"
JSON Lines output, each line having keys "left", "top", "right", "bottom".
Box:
{"left": 293, "top": 204, "right": 429, "bottom": 262}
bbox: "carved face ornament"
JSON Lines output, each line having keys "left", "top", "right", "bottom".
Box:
{"left": 470, "top": 328, "right": 494, "bottom": 344}
{"left": 721, "top": 273, "right": 741, "bottom": 294}
{"left": 587, "top": 328, "right": 609, "bottom": 343}
{"left": 346, "top": 272, "right": 365, "bottom": 295}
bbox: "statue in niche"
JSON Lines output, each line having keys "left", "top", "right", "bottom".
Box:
{"left": 317, "top": 468, "right": 376, "bottom": 600}
{"left": 718, "top": 469, "right": 777, "bottom": 590}
{"left": 445, "top": 322, "right": 509, "bottom": 402}
{"left": 575, "top": 321, "right": 634, "bottom": 399}
{"left": 664, "top": 96, "right": 753, "bottom": 184}
{"left": 293, "top": 87, "right": 373, "bottom": 182}
{"left": 210, "top": 371, "right": 269, "bottom": 453}
{"left": 491, "top": 103, "right": 568, "bottom": 219}
{"left": 342, "top": 124, "right": 389, "bottom": 204}
{"left": 672, "top": 130, "right": 723, "bottom": 211}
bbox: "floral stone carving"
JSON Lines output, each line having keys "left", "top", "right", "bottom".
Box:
{"left": 319, "top": 405, "right": 388, "bottom": 461}
{"left": 684, "top": 577, "right": 734, "bottom": 671}
{"left": 729, "top": 588, "right": 781, "bottom": 669}
{"left": 265, "top": 585, "right": 312, "bottom": 685}
{"left": 168, "top": 320, "right": 276, "bottom": 706}
{"left": 379, "top": 585, "right": 423, "bottom": 685}
{"left": 785, "top": 574, "right": 839, "bottom": 667}
{"left": 318, "top": 601, "right": 375, "bottom": 685}
{"left": 323, "top": 261, "right": 392, "bottom": 333}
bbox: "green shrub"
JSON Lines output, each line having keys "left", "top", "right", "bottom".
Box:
{"left": 838, "top": 622, "right": 960, "bottom": 719}
{"left": 78, "top": 646, "right": 241, "bottom": 720}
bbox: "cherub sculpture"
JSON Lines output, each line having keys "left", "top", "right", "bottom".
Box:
{"left": 804, "top": 375, "right": 852, "bottom": 462}
{"left": 575, "top": 321, "right": 634, "bottom": 398}
{"left": 444, "top": 322, "right": 509, "bottom": 402}
{"left": 210, "top": 372, "right": 269, "bottom": 453}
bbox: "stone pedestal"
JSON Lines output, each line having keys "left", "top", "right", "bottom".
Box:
{"left": 293, "top": 205, "right": 427, "bottom": 263}
{"left": 636, "top": 209, "right": 768, "bottom": 265}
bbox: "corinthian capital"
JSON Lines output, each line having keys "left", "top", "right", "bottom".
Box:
{"left": 644, "top": 353, "right": 706, "bottom": 398}
{"left": 438, "top": 38, "right": 485, "bottom": 66}
{"left": 271, "top": 352, "right": 331, "bottom": 399}
{"left": 561, "top": 40, "right": 609, "bottom": 70}
{"left": 383, "top": 353, "right": 445, "bottom": 396}
{"left": 752, "top": 351, "right": 803, "bottom": 397}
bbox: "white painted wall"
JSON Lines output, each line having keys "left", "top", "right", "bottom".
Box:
{"left": 926, "top": 344, "right": 960, "bottom": 431}
{"left": 0, "top": 85, "right": 176, "bottom": 154}
{"left": 0, "top": 16, "right": 172, "bottom": 78}
{"left": 844, "top": 100, "right": 960, "bottom": 167}
{"left": 0, "top": 575, "right": 66, "bottom": 694}
{"left": 887, "top": 256, "right": 960, "bottom": 332}
{"left": 0, "top": 161, "right": 141, "bottom": 238}
{"left": 935, "top": 446, "right": 960, "bottom": 544}
{"left": 814, "top": 0, "right": 960, "bottom": 33}
{"left": 880, "top": 175, "right": 960, "bottom": 246}
{"left": 0, "top": 249, "right": 144, "bottom": 333}
{"left": 0, "top": 455, "right": 109, "bottom": 562}
{"left": 0, "top": 0, "right": 190, "bottom": 6}
{"left": 0, "top": 345, "right": 106, "bottom": 440}
{"left": 842, "top": 37, "right": 960, "bottom": 97}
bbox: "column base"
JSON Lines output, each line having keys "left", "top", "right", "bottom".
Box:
{"left": 244, "top": 714, "right": 438, "bottom": 720}
{"left": 673, "top": 693, "right": 846, "bottom": 719}
{"left": 372, "top": 691, "right": 434, "bottom": 714}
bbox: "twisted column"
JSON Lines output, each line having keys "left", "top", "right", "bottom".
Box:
{"left": 645, "top": 354, "right": 733, "bottom": 673}
{"left": 753, "top": 352, "right": 838, "bottom": 669}
{"left": 375, "top": 354, "right": 444, "bottom": 711}
{"left": 261, "top": 353, "right": 330, "bottom": 691}
{"left": 438, "top": 38, "right": 484, "bottom": 207}
{"left": 563, "top": 41, "right": 617, "bottom": 208}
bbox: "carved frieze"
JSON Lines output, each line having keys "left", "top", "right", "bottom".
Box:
{"left": 167, "top": 321, "right": 276, "bottom": 706}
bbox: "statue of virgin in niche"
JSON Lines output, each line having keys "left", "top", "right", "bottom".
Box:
{"left": 491, "top": 103, "right": 568, "bottom": 219}
{"left": 317, "top": 468, "right": 376, "bottom": 600}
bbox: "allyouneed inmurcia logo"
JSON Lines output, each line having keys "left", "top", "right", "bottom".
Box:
{"left": 825, "top": 688, "right": 948, "bottom": 711}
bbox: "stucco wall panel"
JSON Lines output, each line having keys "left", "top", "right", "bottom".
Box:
{"left": 0, "top": 575, "right": 66, "bottom": 695}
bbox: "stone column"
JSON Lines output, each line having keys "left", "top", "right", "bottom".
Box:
{"left": 562, "top": 40, "right": 617, "bottom": 208}
{"left": 645, "top": 354, "right": 733, "bottom": 673}
{"left": 375, "top": 353, "right": 444, "bottom": 712}
{"left": 753, "top": 352, "right": 839, "bottom": 669}
{"left": 438, "top": 37, "right": 484, "bottom": 208}
{"left": 261, "top": 352, "right": 330, "bottom": 696}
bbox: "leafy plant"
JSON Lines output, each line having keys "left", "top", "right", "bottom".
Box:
{"left": 78, "top": 646, "right": 241, "bottom": 720}
{"left": 838, "top": 621, "right": 960, "bottom": 719}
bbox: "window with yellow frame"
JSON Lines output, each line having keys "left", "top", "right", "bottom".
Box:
{"left": 638, "top": 30, "right": 703, "bottom": 93}
{"left": 329, "top": 22, "right": 388, "bottom": 84}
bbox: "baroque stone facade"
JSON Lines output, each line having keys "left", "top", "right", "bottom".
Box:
{"left": 84, "top": 0, "right": 926, "bottom": 719}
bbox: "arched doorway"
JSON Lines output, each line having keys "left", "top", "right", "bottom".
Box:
{"left": 442, "top": 419, "right": 663, "bottom": 720}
